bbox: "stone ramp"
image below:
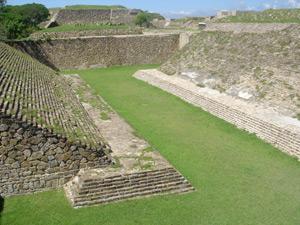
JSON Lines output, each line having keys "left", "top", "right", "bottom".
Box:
{"left": 63, "top": 75, "right": 195, "bottom": 208}
{"left": 134, "top": 69, "right": 300, "bottom": 160}
{"left": 65, "top": 167, "right": 194, "bottom": 207}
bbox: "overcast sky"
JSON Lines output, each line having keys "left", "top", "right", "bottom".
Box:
{"left": 7, "top": 0, "right": 300, "bottom": 18}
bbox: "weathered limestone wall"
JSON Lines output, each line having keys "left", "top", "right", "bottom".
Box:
{"left": 55, "top": 9, "right": 135, "bottom": 25}
{"left": 205, "top": 23, "right": 294, "bottom": 33}
{"left": 0, "top": 114, "right": 110, "bottom": 196}
{"left": 134, "top": 70, "right": 300, "bottom": 160}
{"left": 10, "top": 34, "right": 179, "bottom": 70}
{"left": 30, "top": 28, "right": 143, "bottom": 40}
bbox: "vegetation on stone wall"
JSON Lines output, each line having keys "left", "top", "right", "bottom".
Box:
{"left": 65, "top": 5, "right": 127, "bottom": 10}
{"left": 40, "top": 23, "right": 130, "bottom": 33}
{"left": 217, "top": 8, "right": 300, "bottom": 23}
{"left": 134, "top": 12, "right": 164, "bottom": 27}
{"left": 0, "top": 3, "right": 49, "bottom": 39}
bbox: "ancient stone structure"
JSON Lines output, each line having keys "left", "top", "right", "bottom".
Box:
{"left": 65, "top": 167, "right": 194, "bottom": 207}
{"left": 0, "top": 42, "right": 194, "bottom": 205}
{"left": 0, "top": 42, "right": 111, "bottom": 196}
{"left": 30, "top": 28, "right": 143, "bottom": 40}
{"left": 134, "top": 69, "right": 300, "bottom": 160}
{"left": 9, "top": 34, "right": 179, "bottom": 70}
{"left": 205, "top": 23, "right": 294, "bottom": 33}
{"left": 55, "top": 9, "right": 138, "bottom": 25}
{"left": 160, "top": 26, "right": 300, "bottom": 117}
{"left": 63, "top": 75, "right": 194, "bottom": 207}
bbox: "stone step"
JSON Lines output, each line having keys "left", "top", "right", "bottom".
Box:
{"left": 74, "top": 175, "right": 186, "bottom": 198}
{"left": 77, "top": 168, "right": 179, "bottom": 190}
{"left": 73, "top": 179, "right": 192, "bottom": 203}
{"left": 74, "top": 184, "right": 194, "bottom": 207}
{"left": 66, "top": 167, "right": 195, "bottom": 207}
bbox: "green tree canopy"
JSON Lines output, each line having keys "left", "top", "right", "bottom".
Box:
{"left": 0, "top": 3, "right": 49, "bottom": 40}
{"left": 134, "top": 12, "right": 152, "bottom": 27}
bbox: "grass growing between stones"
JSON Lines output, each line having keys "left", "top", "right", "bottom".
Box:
{"left": 3, "top": 65, "right": 300, "bottom": 225}
{"left": 40, "top": 24, "right": 130, "bottom": 33}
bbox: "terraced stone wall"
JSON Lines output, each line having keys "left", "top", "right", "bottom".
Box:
{"left": 55, "top": 9, "right": 135, "bottom": 25}
{"left": 10, "top": 34, "right": 179, "bottom": 70}
{"left": 0, "top": 114, "right": 110, "bottom": 196}
{"left": 135, "top": 70, "right": 300, "bottom": 160}
{"left": 0, "top": 42, "right": 111, "bottom": 196}
{"left": 205, "top": 23, "right": 294, "bottom": 33}
{"left": 30, "top": 28, "right": 143, "bottom": 40}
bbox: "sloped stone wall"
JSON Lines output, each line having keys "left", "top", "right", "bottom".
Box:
{"left": 205, "top": 23, "right": 294, "bottom": 33}
{"left": 134, "top": 70, "right": 300, "bottom": 160}
{"left": 9, "top": 34, "right": 179, "bottom": 70}
{"left": 55, "top": 9, "right": 136, "bottom": 25}
{"left": 0, "top": 114, "right": 111, "bottom": 196}
{"left": 30, "top": 28, "right": 143, "bottom": 40}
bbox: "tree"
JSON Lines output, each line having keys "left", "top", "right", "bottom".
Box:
{"left": 6, "top": 4, "right": 49, "bottom": 26}
{"left": 1, "top": 13, "right": 27, "bottom": 39}
{"left": 134, "top": 12, "right": 152, "bottom": 27}
{"left": 0, "top": 3, "right": 49, "bottom": 40}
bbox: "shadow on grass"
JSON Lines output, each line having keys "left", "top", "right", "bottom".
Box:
{"left": 0, "top": 195, "right": 4, "bottom": 216}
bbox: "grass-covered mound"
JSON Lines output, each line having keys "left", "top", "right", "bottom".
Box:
{"left": 3, "top": 65, "right": 300, "bottom": 225}
{"left": 64, "top": 5, "right": 127, "bottom": 10}
{"left": 217, "top": 8, "right": 300, "bottom": 23}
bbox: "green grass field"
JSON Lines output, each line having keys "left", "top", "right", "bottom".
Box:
{"left": 2, "top": 65, "right": 300, "bottom": 225}
{"left": 217, "top": 8, "right": 300, "bottom": 23}
{"left": 40, "top": 24, "right": 130, "bottom": 33}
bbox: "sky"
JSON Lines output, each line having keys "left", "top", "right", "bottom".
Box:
{"left": 7, "top": 0, "right": 300, "bottom": 18}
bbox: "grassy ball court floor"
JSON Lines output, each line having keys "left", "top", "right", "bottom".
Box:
{"left": 2, "top": 65, "right": 300, "bottom": 225}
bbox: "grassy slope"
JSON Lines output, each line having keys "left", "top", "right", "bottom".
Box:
{"left": 64, "top": 5, "right": 126, "bottom": 10}
{"left": 2, "top": 65, "right": 300, "bottom": 225}
{"left": 40, "top": 24, "right": 130, "bottom": 33}
{"left": 217, "top": 8, "right": 300, "bottom": 23}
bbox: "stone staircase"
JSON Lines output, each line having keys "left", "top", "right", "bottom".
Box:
{"left": 65, "top": 167, "right": 194, "bottom": 207}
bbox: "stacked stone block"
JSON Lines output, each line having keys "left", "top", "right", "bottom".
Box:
{"left": 65, "top": 167, "right": 194, "bottom": 207}
{"left": 0, "top": 42, "right": 111, "bottom": 196}
{"left": 55, "top": 9, "right": 136, "bottom": 25}
{"left": 30, "top": 28, "right": 143, "bottom": 40}
{"left": 9, "top": 34, "right": 180, "bottom": 70}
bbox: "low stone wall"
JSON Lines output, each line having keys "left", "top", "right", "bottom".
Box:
{"left": 30, "top": 28, "right": 143, "bottom": 40}
{"left": 56, "top": 9, "right": 135, "bottom": 25}
{"left": 134, "top": 70, "right": 300, "bottom": 160}
{"left": 0, "top": 114, "right": 110, "bottom": 196}
{"left": 9, "top": 34, "right": 179, "bottom": 70}
{"left": 205, "top": 23, "right": 294, "bottom": 33}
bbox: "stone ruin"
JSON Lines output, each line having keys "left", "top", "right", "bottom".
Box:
{"left": 55, "top": 9, "right": 140, "bottom": 26}
{"left": 0, "top": 42, "right": 194, "bottom": 206}
{"left": 0, "top": 42, "right": 111, "bottom": 196}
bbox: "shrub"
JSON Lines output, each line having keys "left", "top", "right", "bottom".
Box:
{"left": 134, "top": 12, "right": 152, "bottom": 27}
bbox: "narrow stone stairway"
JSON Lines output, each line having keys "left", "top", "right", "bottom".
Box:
{"left": 65, "top": 167, "right": 194, "bottom": 207}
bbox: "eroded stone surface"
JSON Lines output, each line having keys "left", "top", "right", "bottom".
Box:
{"left": 134, "top": 69, "right": 300, "bottom": 159}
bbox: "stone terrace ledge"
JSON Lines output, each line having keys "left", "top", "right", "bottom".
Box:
{"left": 134, "top": 69, "right": 300, "bottom": 160}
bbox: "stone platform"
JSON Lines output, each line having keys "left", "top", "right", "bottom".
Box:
{"left": 63, "top": 75, "right": 194, "bottom": 207}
